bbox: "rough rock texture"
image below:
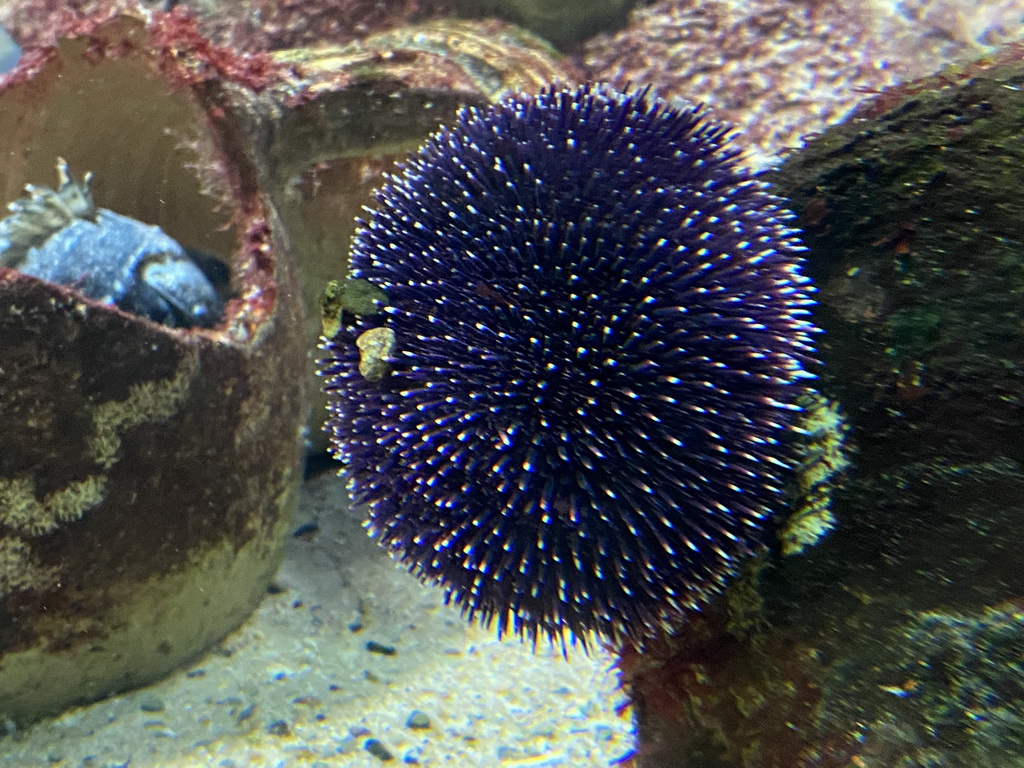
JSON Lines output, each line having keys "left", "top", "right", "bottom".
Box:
{"left": 0, "top": 11, "right": 306, "bottom": 724}
{"left": 186, "top": 0, "right": 454, "bottom": 52}
{"left": 622, "top": 46, "right": 1024, "bottom": 768}
{"left": 583, "top": 0, "right": 1024, "bottom": 169}
{"left": 0, "top": 0, "right": 452, "bottom": 52}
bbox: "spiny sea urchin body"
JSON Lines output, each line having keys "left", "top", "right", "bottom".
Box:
{"left": 320, "top": 83, "right": 819, "bottom": 648}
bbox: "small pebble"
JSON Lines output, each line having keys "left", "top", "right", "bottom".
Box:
{"left": 138, "top": 695, "right": 164, "bottom": 713}
{"left": 405, "top": 710, "right": 431, "bottom": 729}
{"left": 266, "top": 719, "right": 291, "bottom": 737}
{"left": 366, "top": 640, "right": 396, "bottom": 655}
{"left": 365, "top": 738, "right": 394, "bottom": 761}
{"left": 292, "top": 521, "right": 320, "bottom": 540}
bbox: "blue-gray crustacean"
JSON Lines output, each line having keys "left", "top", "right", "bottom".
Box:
{"left": 0, "top": 23, "right": 21, "bottom": 74}
{"left": 0, "top": 159, "right": 224, "bottom": 327}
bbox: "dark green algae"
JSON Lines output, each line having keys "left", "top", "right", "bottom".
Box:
{"left": 626, "top": 47, "right": 1024, "bottom": 768}
{"left": 770, "top": 45, "right": 1024, "bottom": 474}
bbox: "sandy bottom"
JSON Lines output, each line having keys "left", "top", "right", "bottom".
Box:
{"left": 3, "top": 471, "right": 635, "bottom": 767}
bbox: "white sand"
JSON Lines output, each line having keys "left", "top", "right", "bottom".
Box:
{"left": 3, "top": 471, "right": 635, "bottom": 767}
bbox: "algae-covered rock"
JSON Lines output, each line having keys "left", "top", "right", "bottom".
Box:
{"left": 623, "top": 47, "right": 1024, "bottom": 768}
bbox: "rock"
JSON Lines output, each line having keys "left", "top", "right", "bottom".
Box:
{"left": 137, "top": 695, "right": 165, "bottom": 713}
{"left": 365, "top": 738, "right": 395, "bottom": 761}
{"left": 265, "top": 719, "right": 291, "bottom": 736}
{"left": 583, "top": 0, "right": 993, "bottom": 170}
{"left": 622, "top": 46, "right": 1024, "bottom": 768}
{"left": 405, "top": 710, "right": 430, "bottom": 729}
{"left": 365, "top": 641, "right": 397, "bottom": 656}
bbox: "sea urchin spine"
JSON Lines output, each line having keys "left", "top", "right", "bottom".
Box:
{"left": 320, "top": 83, "right": 819, "bottom": 649}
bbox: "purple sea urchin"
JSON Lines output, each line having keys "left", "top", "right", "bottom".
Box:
{"left": 320, "top": 83, "right": 819, "bottom": 648}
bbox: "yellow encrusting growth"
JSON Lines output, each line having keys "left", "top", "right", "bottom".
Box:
{"left": 88, "top": 351, "right": 198, "bottom": 468}
{"left": 0, "top": 536, "right": 57, "bottom": 597}
{"left": 0, "top": 475, "right": 107, "bottom": 537}
{"left": 0, "top": 352, "right": 199, "bottom": 540}
{"left": 780, "top": 393, "right": 850, "bottom": 556}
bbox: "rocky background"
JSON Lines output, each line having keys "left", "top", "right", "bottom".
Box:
{"left": 1, "top": 1, "right": 1023, "bottom": 766}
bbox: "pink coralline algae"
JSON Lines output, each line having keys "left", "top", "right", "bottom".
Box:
{"left": 0, "top": 0, "right": 454, "bottom": 54}
{"left": 171, "top": 0, "right": 453, "bottom": 52}
{"left": 583, "top": 0, "right": 1020, "bottom": 169}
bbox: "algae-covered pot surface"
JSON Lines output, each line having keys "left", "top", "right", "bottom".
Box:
{"left": 0, "top": 12, "right": 305, "bottom": 724}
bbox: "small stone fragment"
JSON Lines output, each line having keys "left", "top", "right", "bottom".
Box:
{"left": 365, "top": 738, "right": 394, "bottom": 761}
{"left": 356, "top": 327, "right": 396, "bottom": 382}
{"left": 137, "top": 694, "right": 164, "bottom": 713}
{"left": 265, "top": 719, "right": 291, "bottom": 736}
{"left": 405, "top": 710, "right": 430, "bottom": 729}
{"left": 365, "top": 640, "right": 396, "bottom": 656}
